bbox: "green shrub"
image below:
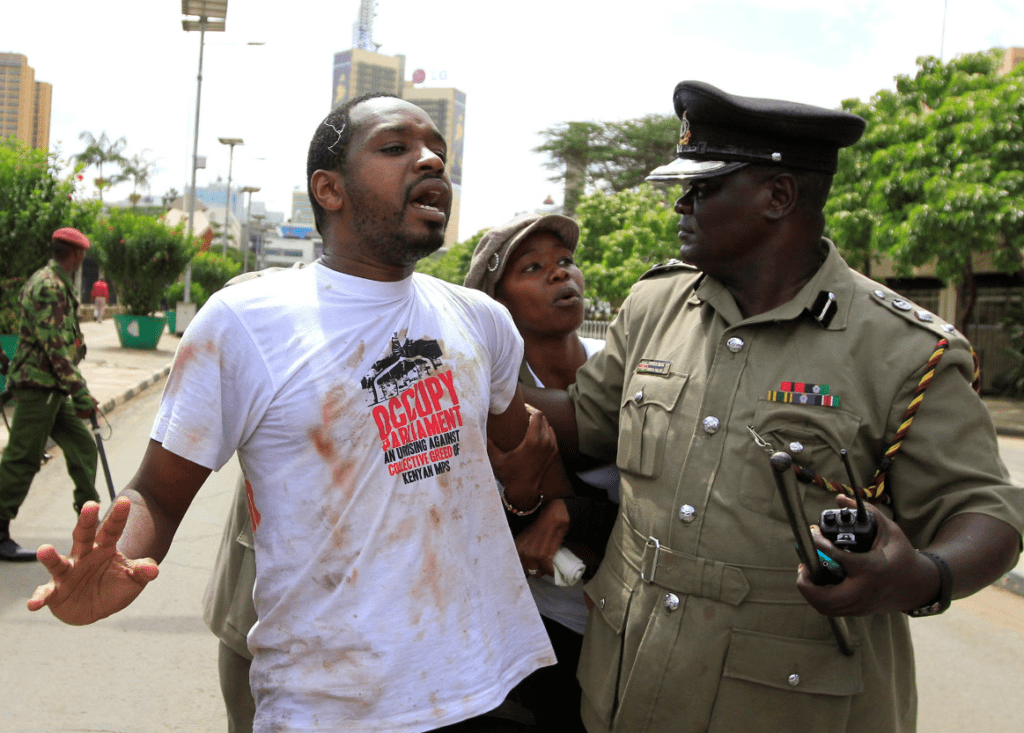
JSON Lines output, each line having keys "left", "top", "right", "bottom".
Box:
{"left": 190, "top": 251, "right": 240, "bottom": 299}
{"left": 90, "top": 211, "right": 197, "bottom": 316}
{"left": 164, "top": 281, "right": 209, "bottom": 311}
{"left": 0, "top": 138, "right": 98, "bottom": 331}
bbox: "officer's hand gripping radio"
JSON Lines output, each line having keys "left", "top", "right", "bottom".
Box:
{"left": 818, "top": 449, "right": 878, "bottom": 553}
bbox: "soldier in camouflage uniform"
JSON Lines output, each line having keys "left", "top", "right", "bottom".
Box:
{"left": 0, "top": 227, "right": 99, "bottom": 562}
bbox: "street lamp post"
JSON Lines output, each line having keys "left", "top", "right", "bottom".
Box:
{"left": 251, "top": 214, "right": 266, "bottom": 270}
{"left": 218, "top": 137, "right": 244, "bottom": 256}
{"left": 241, "top": 185, "right": 261, "bottom": 272}
{"left": 181, "top": 1, "right": 228, "bottom": 327}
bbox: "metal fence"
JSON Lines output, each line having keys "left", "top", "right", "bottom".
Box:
{"left": 579, "top": 320, "right": 611, "bottom": 340}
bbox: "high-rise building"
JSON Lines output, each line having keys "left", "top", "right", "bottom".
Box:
{"left": 329, "top": 3, "right": 465, "bottom": 245}
{"left": 292, "top": 189, "right": 314, "bottom": 225}
{"left": 0, "top": 53, "right": 52, "bottom": 151}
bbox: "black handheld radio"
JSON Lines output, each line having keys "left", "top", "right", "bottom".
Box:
{"left": 818, "top": 449, "right": 877, "bottom": 553}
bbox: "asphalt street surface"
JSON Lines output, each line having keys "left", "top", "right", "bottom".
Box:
{"left": 0, "top": 386, "right": 239, "bottom": 733}
{"left": 0, "top": 385, "right": 1022, "bottom": 732}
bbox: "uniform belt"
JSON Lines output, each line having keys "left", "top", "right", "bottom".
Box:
{"left": 618, "top": 513, "right": 804, "bottom": 606}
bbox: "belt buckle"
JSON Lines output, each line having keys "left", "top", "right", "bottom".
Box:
{"left": 641, "top": 536, "right": 661, "bottom": 584}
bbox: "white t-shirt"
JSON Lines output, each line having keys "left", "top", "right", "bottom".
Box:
{"left": 152, "top": 263, "right": 554, "bottom": 733}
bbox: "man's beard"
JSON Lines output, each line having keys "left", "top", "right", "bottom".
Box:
{"left": 348, "top": 189, "right": 446, "bottom": 267}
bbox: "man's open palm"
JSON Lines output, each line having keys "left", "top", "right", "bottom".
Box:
{"left": 27, "top": 498, "right": 159, "bottom": 625}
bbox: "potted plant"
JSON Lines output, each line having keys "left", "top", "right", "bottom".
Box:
{"left": 90, "top": 210, "right": 196, "bottom": 349}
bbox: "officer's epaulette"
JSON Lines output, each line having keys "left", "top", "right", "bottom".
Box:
{"left": 638, "top": 259, "right": 698, "bottom": 282}
{"left": 866, "top": 285, "right": 965, "bottom": 343}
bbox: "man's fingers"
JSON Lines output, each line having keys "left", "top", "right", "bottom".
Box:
{"left": 26, "top": 580, "right": 57, "bottom": 612}
{"left": 125, "top": 557, "right": 160, "bottom": 584}
{"left": 94, "top": 496, "right": 133, "bottom": 548}
{"left": 69, "top": 502, "right": 101, "bottom": 558}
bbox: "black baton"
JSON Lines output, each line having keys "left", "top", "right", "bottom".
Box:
{"left": 90, "top": 412, "right": 116, "bottom": 502}
{"left": 769, "top": 451, "right": 855, "bottom": 657}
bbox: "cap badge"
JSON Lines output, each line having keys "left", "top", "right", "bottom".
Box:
{"left": 678, "top": 111, "right": 691, "bottom": 146}
{"left": 487, "top": 253, "right": 500, "bottom": 272}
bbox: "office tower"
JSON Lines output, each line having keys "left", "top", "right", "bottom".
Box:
{"left": 0, "top": 53, "right": 51, "bottom": 151}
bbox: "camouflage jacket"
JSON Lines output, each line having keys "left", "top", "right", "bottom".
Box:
{"left": 6, "top": 261, "right": 95, "bottom": 411}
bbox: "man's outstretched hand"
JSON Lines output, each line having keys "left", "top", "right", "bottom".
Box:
{"left": 27, "top": 497, "right": 159, "bottom": 625}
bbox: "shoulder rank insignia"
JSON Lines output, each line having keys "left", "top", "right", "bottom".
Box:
{"left": 639, "top": 258, "right": 698, "bottom": 281}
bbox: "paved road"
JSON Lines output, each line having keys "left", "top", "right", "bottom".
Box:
{"left": 0, "top": 386, "right": 239, "bottom": 733}
{"left": 1, "top": 384, "right": 1022, "bottom": 732}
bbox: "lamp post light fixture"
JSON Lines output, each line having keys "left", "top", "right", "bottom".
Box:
{"left": 241, "top": 185, "right": 261, "bottom": 273}
{"left": 218, "top": 137, "right": 244, "bottom": 256}
{"left": 181, "top": 1, "right": 228, "bottom": 315}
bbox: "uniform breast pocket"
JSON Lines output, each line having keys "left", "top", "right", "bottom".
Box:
{"left": 616, "top": 372, "right": 688, "bottom": 478}
{"left": 740, "top": 399, "right": 862, "bottom": 522}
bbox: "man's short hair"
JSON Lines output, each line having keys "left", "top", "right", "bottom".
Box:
{"left": 305, "top": 92, "right": 401, "bottom": 235}
{"left": 747, "top": 164, "right": 834, "bottom": 213}
{"left": 52, "top": 238, "right": 78, "bottom": 260}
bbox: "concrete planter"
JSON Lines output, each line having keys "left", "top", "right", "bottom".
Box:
{"left": 113, "top": 314, "right": 166, "bottom": 350}
{"left": 0, "top": 334, "right": 17, "bottom": 393}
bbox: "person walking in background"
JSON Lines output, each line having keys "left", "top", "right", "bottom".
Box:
{"left": 464, "top": 213, "right": 619, "bottom": 733}
{"left": 0, "top": 227, "right": 99, "bottom": 562}
{"left": 90, "top": 276, "right": 109, "bottom": 323}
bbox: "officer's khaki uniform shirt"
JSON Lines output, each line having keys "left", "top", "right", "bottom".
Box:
{"left": 570, "top": 241, "right": 1023, "bottom": 733}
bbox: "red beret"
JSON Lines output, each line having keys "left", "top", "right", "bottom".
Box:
{"left": 52, "top": 227, "right": 90, "bottom": 249}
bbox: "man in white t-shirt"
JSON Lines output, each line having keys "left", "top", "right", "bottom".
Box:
{"left": 28, "top": 94, "right": 565, "bottom": 733}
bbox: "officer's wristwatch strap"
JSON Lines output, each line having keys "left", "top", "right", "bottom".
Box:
{"left": 905, "top": 550, "right": 953, "bottom": 617}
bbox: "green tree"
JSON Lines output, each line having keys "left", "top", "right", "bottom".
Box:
{"left": 575, "top": 184, "right": 684, "bottom": 309}
{"left": 75, "top": 131, "right": 127, "bottom": 203}
{"left": 826, "top": 49, "right": 1024, "bottom": 331}
{"left": 0, "top": 139, "right": 98, "bottom": 332}
{"left": 122, "top": 151, "right": 156, "bottom": 208}
{"left": 415, "top": 230, "right": 486, "bottom": 285}
{"left": 535, "top": 115, "right": 678, "bottom": 213}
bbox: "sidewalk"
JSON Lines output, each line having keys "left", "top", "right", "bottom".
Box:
{"left": 0, "top": 318, "right": 179, "bottom": 454}
{"left": 2, "top": 320, "right": 1023, "bottom": 595}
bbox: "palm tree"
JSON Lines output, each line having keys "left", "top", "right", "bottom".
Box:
{"left": 75, "top": 131, "right": 127, "bottom": 203}
{"left": 122, "top": 152, "right": 156, "bottom": 208}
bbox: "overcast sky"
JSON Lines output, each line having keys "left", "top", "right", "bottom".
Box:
{"left": 5, "top": 0, "right": 1022, "bottom": 238}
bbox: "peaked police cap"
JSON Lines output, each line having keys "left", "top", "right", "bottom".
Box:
{"left": 647, "top": 81, "right": 866, "bottom": 183}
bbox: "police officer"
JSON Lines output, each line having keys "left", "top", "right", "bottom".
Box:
{"left": 0, "top": 227, "right": 99, "bottom": 562}
{"left": 526, "top": 81, "right": 1024, "bottom": 732}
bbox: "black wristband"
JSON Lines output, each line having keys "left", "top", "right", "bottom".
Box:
{"left": 905, "top": 550, "right": 953, "bottom": 617}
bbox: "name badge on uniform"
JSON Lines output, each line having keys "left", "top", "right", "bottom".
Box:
{"left": 768, "top": 381, "right": 841, "bottom": 407}
{"left": 636, "top": 359, "right": 671, "bottom": 376}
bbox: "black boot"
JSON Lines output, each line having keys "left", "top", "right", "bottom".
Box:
{"left": 0, "top": 519, "right": 37, "bottom": 562}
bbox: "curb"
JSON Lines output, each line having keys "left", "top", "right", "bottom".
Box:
{"left": 996, "top": 570, "right": 1024, "bottom": 597}
{"left": 96, "top": 365, "right": 171, "bottom": 417}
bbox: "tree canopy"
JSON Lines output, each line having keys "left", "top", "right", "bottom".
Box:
{"left": 75, "top": 131, "right": 127, "bottom": 202}
{"left": 534, "top": 115, "right": 678, "bottom": 213}
{"left": 416, "top": 185, "right": 684, "bottom": 311}
{"left": 826, "top": 49, "right": 1024, "bottom": 329}
{"left": 575, "top": 184, "right": 684, "bottom": 309}
{"left": 0, "top": 139, "right": 97, "bottom": 332}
